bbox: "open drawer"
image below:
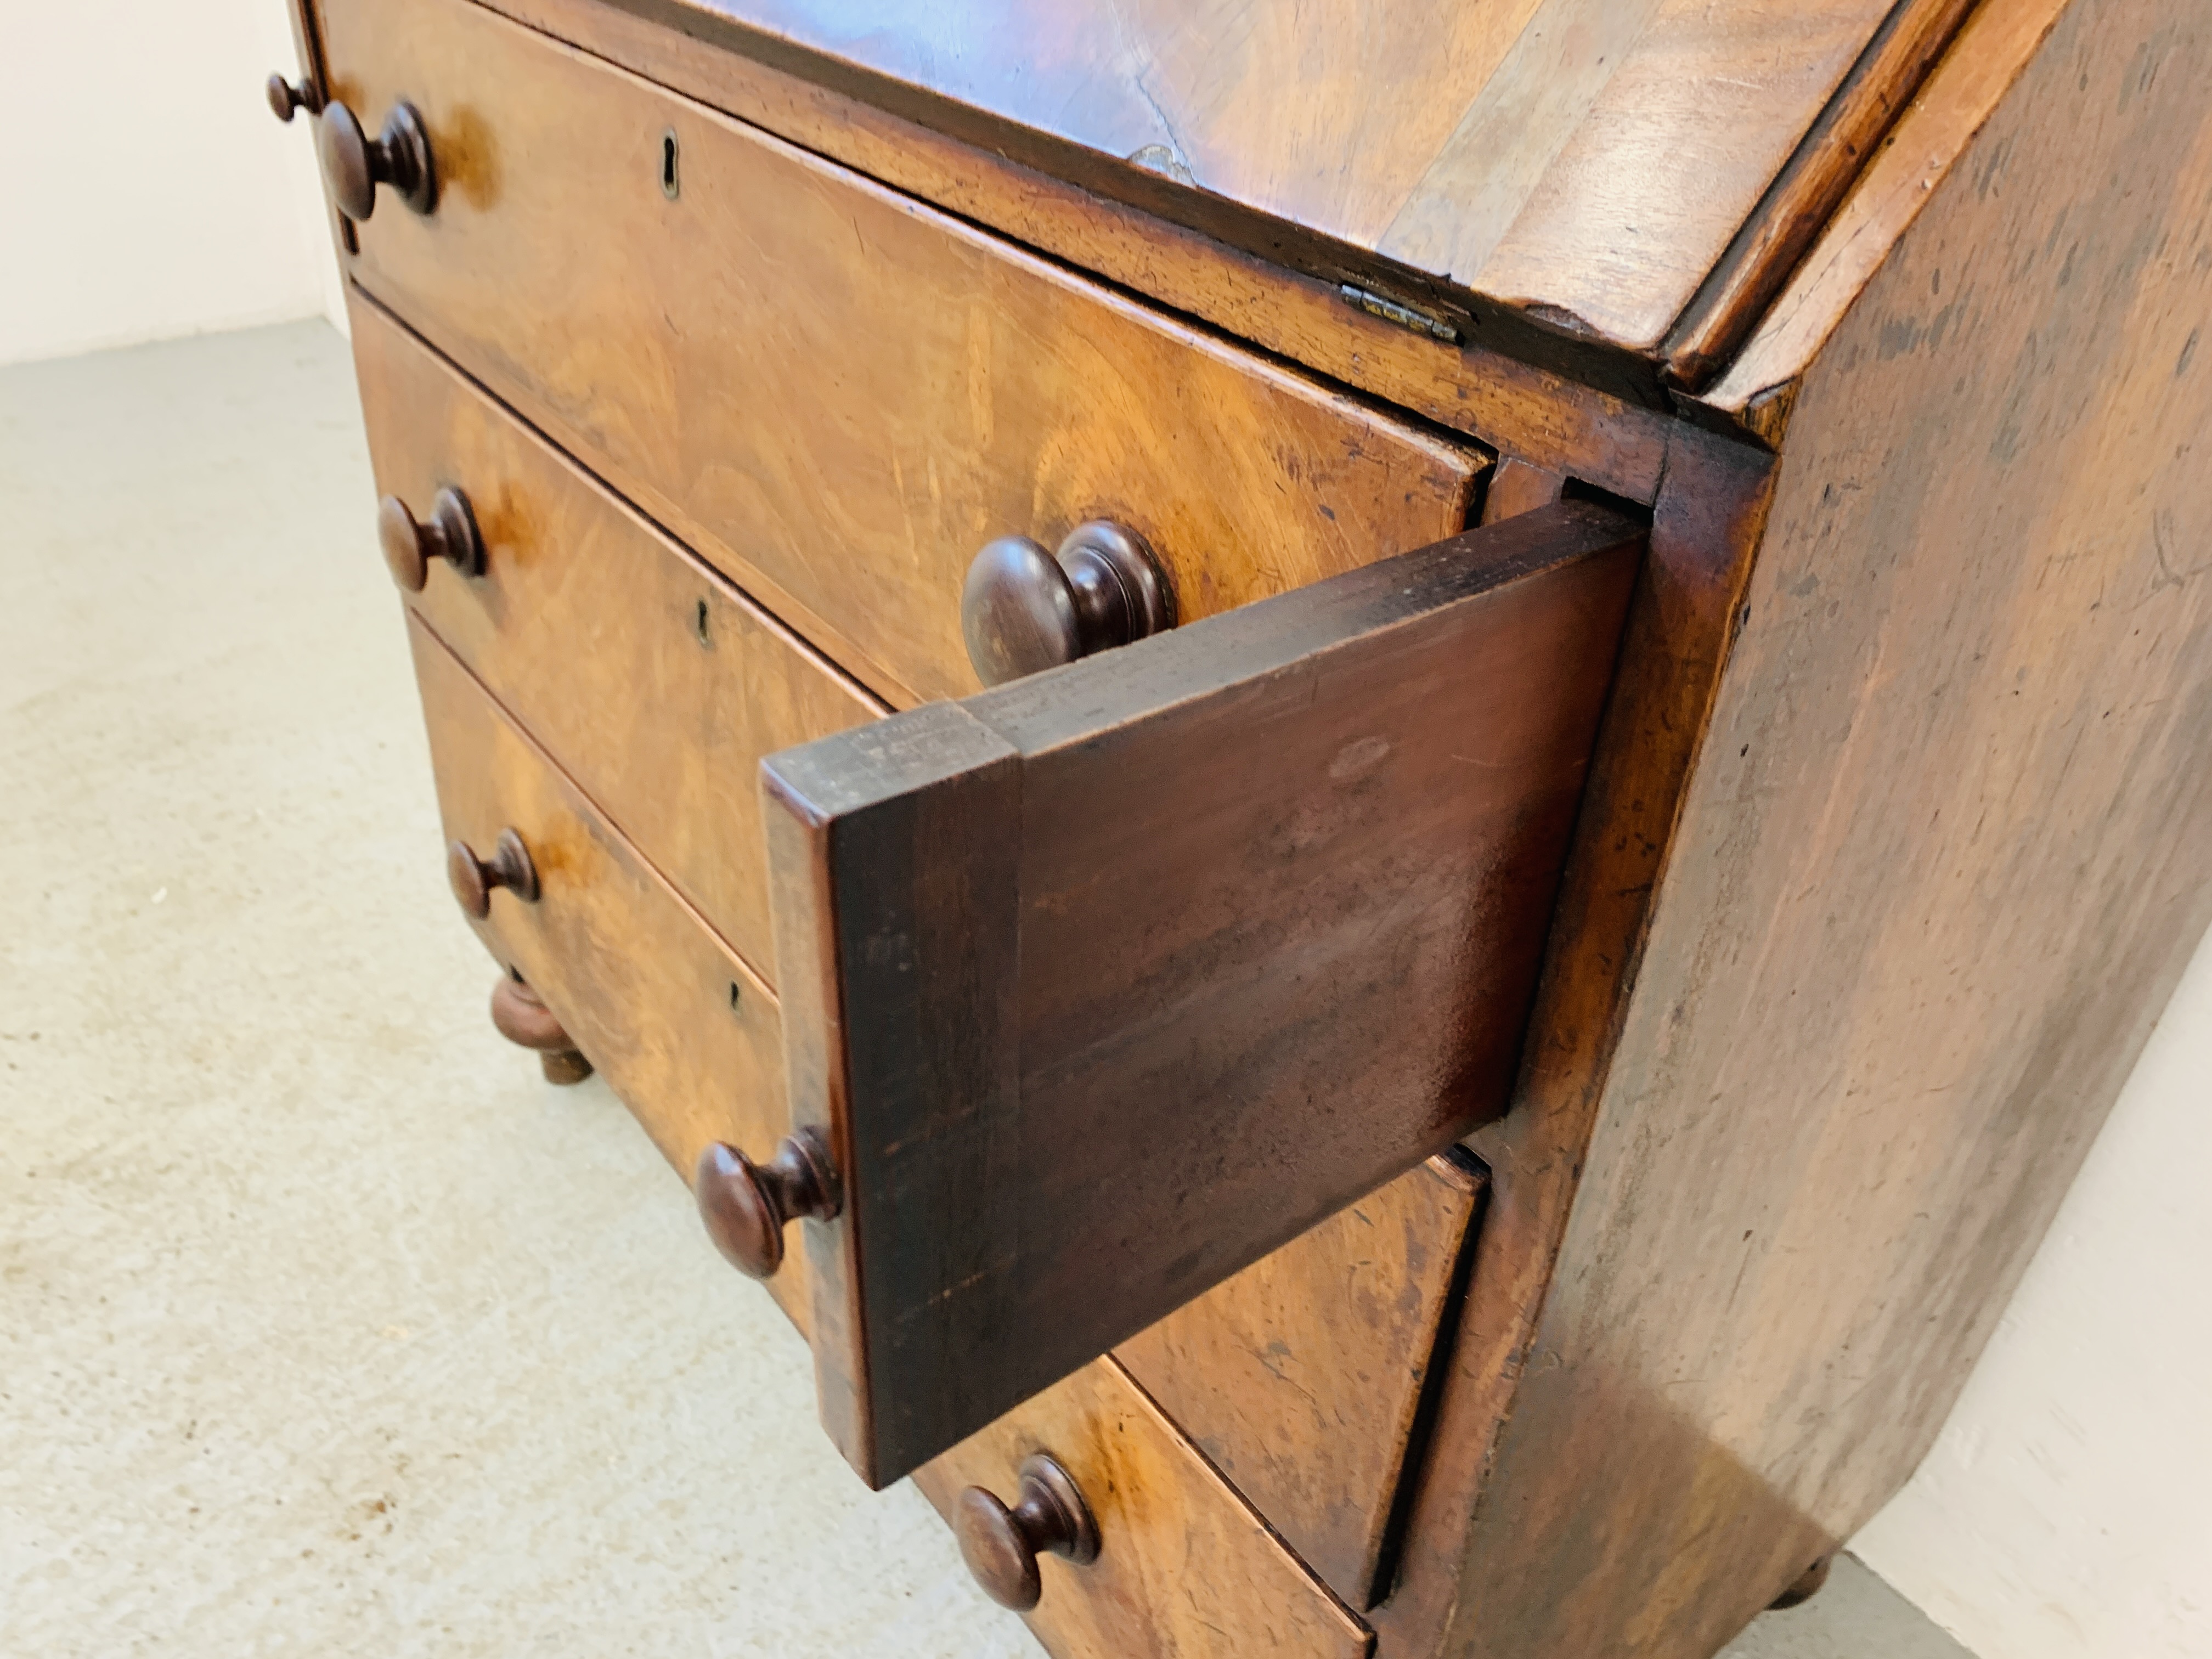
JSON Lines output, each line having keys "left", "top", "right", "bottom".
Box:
{"left": 703, "top": 501, "right": 1643, "bottom": 1485}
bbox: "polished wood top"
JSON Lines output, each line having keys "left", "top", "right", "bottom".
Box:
{"left": 611, "top": 0, "right": 1962, "bottom": 363}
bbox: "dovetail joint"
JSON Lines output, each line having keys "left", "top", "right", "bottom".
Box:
{"left": 1340, "top": 284, "right": 1460, "bottom": 345}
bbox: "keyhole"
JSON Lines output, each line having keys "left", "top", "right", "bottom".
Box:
{"left": 693, "top": 597, "right": 711, "bottom": 647}
{"left": 661, "top": 129, "right": 680, "bottom": 200}
{"left": 728, "top": 981, "right": 743, "bottom": 1014}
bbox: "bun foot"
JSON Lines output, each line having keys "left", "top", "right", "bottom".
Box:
{"left": 1769, "top": 1554, "right": 1835, "bottom": 1610}
{"left": 490, "top": 975, "right": 593, "bottom": 1086}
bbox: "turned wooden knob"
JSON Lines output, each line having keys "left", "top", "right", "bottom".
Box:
{"left": 317, "top": 98, "right": 437, "bottom": 221}
{"left": 693, "top": 1131, "right": 840, "bottom": 1279}
{"left": 955, "top": 1454, "right": 1101, "bottom": 1611}
{"left": 266, "top": 73, "right": 321, "bottom": 122}
{"left": 961, "top": 520, "right": 1173, "bottom": 687}
{"left": 378, "top": 488, "right": 483, "bottom": 591}
{"left": 448, "top": 828, "right": 538, "bottom": 919}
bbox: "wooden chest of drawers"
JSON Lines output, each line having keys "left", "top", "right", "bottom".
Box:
{"left": 272, "top": 0, "right": 2212, "bottom": 1652}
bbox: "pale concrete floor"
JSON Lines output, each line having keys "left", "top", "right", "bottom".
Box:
{"left": 0, "top": 322, "right": 1974, "bottom": 1659}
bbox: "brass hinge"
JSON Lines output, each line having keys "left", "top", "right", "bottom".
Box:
{"left": 1340, "top": 284, "right": 1460, "bottom": 345}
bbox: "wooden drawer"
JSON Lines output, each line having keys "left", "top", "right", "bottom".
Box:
{"left": 311, "top": 0, "right": 1485, "bottom": 708}
{"left": 912, "top": 1358, "right": 1370, "bottom": 1659}
{"left": 404, "top": 618, "right": 808, "bottom": 1330}
{"left": 1117, "top": 1155, "right": 1485, "bottom": 1609}
{"left": 761, "top": 501, "right": 1643, "bottom": 1485}
{"left": 353, "top": 295, "right": 879, "bottom": 985}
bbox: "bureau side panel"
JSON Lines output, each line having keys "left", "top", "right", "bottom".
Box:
{"left": 1437, "top": 5, "right": 2212, "bottom": 1656}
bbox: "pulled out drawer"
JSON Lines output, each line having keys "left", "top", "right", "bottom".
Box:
{"left": 354, "top": 296, "right": 879, "bottom": 986}
{"left": 405, "top": 618, "right": 808, "bottom": 1330}
{"left": 309, "top": 0, "right": 1483, "bottom": 708}
{"left": 912, "top": 1358, "right": 1372, "bottom": 1659}
{"left": 758, "top": 502, "right": 1643, "bottom": 1484}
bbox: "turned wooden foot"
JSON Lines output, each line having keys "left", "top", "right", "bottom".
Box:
{"left": 489, "top": 975, "right": 593, "bottom": 1085}
{"left": 1769, "top": 1554, "right": 1835, "bottom": 1610}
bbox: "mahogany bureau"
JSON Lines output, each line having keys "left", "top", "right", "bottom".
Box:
{"left": 267, "top": 1, "right": 2212, "bottom": 1654}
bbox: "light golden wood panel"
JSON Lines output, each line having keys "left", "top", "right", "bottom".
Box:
{"left": 1116, "top": 1156, "right": 1483, "bottom": 1607}
{"left": 352, "top": 295, "right": 882, "bottom": 983}
{"left": 638, "top": 0, "right": 1929, "bottom": 357}
{"left": 408, "top": 619, "right": 807, "bottom": 1332}
{"left": 313, "top": 0, "right": 1484, "bottom": 709}
{"left": 913, "top": 1358, "right": 1372, "bottom": 1659}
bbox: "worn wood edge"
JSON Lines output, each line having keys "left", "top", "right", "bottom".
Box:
{"left": 761, "top": 758, "right": 877, "bottom": 1479}
{"left": 1691, "top": 0, "right": 2074, "bottom": 440}
{"left": 459, "top": 0, "right": 1681, "bottom": 496}
{"left": 1368, "top": 430, "right": 1780, "bottom": 1650}
{"left": 1661, "top": 0, "right": 1983, "bottom": 392}
{"left": 760, "top": 701, "right": 1015, "bottom": 823}
{"left": 1363, "top": 1152, "right": 1490, "bottom": 1609}
{"left": 766, "top": 709, "right": 1028, "bottom": 1488}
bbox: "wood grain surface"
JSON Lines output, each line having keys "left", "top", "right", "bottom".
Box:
{"left": 603, "top": 0, "right": 1924, "bottom": 357}
{"left": 408, "top": 620, "right": 810, "bottom": 1333}
{"left": 313, "top": 0, "right": 1484, "bottom": 710}
{"left": 763, "top": 503, "right": 1641, "bottom": 1485}
{"left": 911, "top": 1358, "right": 1372, "bottom": 1659}
{"left": 353, "top": 295, "right": 882, "bottom": 985}
{"left": 1116, "top": 1155, "right": 1485, "bottom": 1609}
{"left": 1660, "top": 0, "right": 1981, "bottom": 390}
{"left": 1415, "top": 4, "right": 2212, "bottom": 1653}
{"left": 473, "top": 0, "right": 1679, "bottom": 487}
{"left": 1702, "top": 0, "right": 2076, "bottom": 443}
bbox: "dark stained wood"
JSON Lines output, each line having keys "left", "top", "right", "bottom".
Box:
{"left": 1116, "top": 1154, "right": 1485, "bottom": 1607}
{"left": 406, "top": 618, "right": 811, "bottom": 1333}
{"left": 349, "top": 294, "right": 883, "bottom": 984}
{"left": 1771, "top": 1554, "right": 1837, "bottom": 1611}
{"left": 488, "top": 975, "right": 594, "bottom": 1085}
{"left": 960, "top": 521, "right": 1175, "bottom": 689}
{"left": 314, "top": 0, "right": 1486, "bottom": 709}
{"left": 377, "top": 484, "right": 483, "bottom": 592}
{"left": 1401, "top": 5, "right": 2212, "bottom": 1654}
{"left": 953, "top": 1453, "right": 1102, "bottom": 1612}
{"left": 594, "top": 0, "right": 1923, "bottom": 359}
{"left": 316, "top": 97, "right": 437, "bottom": 221}
{"left": 912, "top": 1358, "right": 1373, "bottom": 1659}
{"left": 446, "top": 826, "right": 538, "bottom": 918}
{"left": 266, "top": 72, "right": 320, "bottom": 121}
{"left": 692, "top": 1132, "right": 839, "bottom": 1280}
{"left": 762, "top": 502, "right": 1642, "bottom": 1485}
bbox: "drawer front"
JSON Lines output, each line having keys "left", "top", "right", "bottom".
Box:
{"left": 912, "top": 1358, "right": 1370, "bottom": 1659}
{"left": 354, "top": 295, "right": 880, "bottom": 984}
{"left": 761, "top": 501, "right": 1643, "bottom": 1485}
{"left": 406, "top": 619, "right": 806, "bottom": 1330}
{"left": 1116, "top": 1155, "right": 1485, "bottom": 1608}
{"left": 311, "top": 0, "right": 1483, "bottom": 707}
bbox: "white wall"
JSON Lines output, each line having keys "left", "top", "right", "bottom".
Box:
{"left": 0, "top": 0, "right": 343, "bottom": 365}
{"left": 1856, "top": 921, "right": 2212, "bottom": 1658}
